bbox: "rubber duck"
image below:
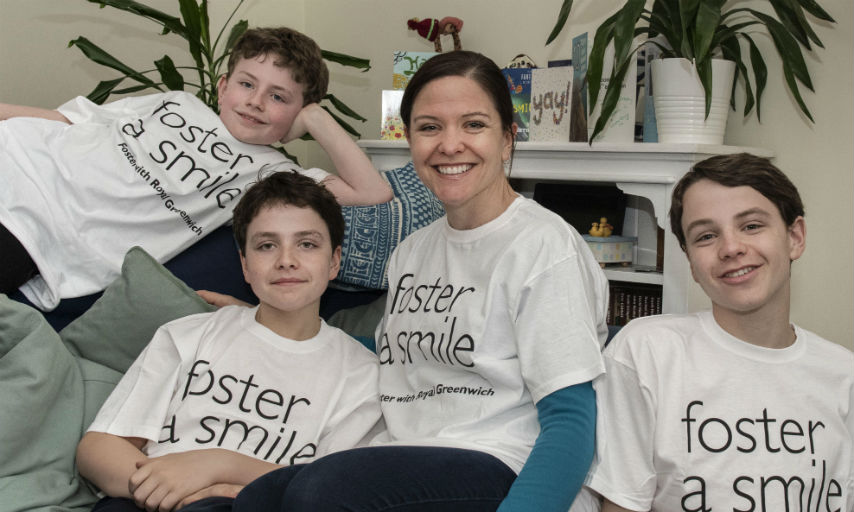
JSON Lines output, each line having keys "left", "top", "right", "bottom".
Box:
{"left": 589, "top": 222, "right": 604, "bottom": 237}
{"left": 599, "top": 217, "right": 614, "bottom": 237}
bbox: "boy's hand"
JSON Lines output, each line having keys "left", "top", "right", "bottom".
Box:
{"left": 129, "top": 450, "right": 222, "bottom": 511}
{"left": 279, "top": 103, "right": 323, "bottom": 144}
{"left": 196, "top": 289, "right": 252, "bottom": 308}
{"left": 176, "top": 483, "right": 244, "bottom": 509}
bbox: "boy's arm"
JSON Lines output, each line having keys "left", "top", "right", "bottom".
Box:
{"left": 76, "top": 431, "right": 148, "bottom": 499}
{"left": 128, "top": 448, "right": 281, "bottom": 511}
{"left": 0, "top": 103, "right": 70, "bottom": 123}
{"left": 283, "top": 103, "right": 392, "bottom": 206}
{"left": 602, "top": 499, "right": 642, "bottom": 512}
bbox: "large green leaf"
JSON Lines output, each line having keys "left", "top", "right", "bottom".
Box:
{"left": 178, "top": 0, "right": 205, "bottom": 69}
{"left": 769, "top": 0, "right": 818, "bottom": 49}
{"left": 321, "top": 106, "right": 359, "bottom": 136}
{"left": 678, "top": 0, "right": 700, "bottom": 57}
{"left": 692, "top": 1, "right": 722, "bottom": 62}
{"left": 69, "top": 37, "right": 157, "bottom": 87}
{"left": 546, "top": 0, "right": 574, "bottom": 45}
{"left": 321, "top": 50, "right": 371, "bottom": 71}
{"left": 154, "top": 55, "right": 185, "bottom": 90}
{"left": 719, "top": 36, "right": 755, "bottom": 117}
{"left": 589, "top": 55, "right": 635, "bottom": 143}
{"left": 86, "top": 77, "right": 126, "bottom": 104}
{"left": 695, "top": 57, "right": 713, "bottom": 119}
{"left": 86, "top": 0, "right": 186, "bottom": 37}
{"left": 324, "top": 93, "right": 367, "bottom": 122}
{"left": 744, "top": 34, "right": 767, "bottom": 119}
{"left": 613, "top": 0, "right": 646, "bottom": 66}
{"left": 587, "top": 12, "right": 620, "bottom": 111}
{"left": 795, "top": 0, "right": 835, "bottom": 22}
{"left": 750, "top": 10, "right": 812, "bottom": 89}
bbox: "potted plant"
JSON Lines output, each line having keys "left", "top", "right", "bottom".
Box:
{"left": 69, "top": 0, "right": 371, "bottom": 140}
{"left": 546, "top": 0, "right": 835, "bottom": 143}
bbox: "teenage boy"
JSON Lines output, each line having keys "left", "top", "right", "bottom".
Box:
{"left": 76, "top": 171, "right": 381, "bottom": 512}
{"left": 585, "top": 153, "right": 854, "bottom": 512}
{"left": 0, "top": 26, "right": 391, "bottom": 311}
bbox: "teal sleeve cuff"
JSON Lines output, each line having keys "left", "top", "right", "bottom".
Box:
{"left": 497, "top": 382, "right": 597, "bottom": 512}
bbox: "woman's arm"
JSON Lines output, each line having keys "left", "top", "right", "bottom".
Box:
{"left": 496, "top": 382, "right": 596, "bottom": 512}
{"left": 0, "top": 103, "right": 70, "bottom": 123}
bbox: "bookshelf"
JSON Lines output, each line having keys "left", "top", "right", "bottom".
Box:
{"left": 357, "top": 140, "right": 773, "bottom": 315}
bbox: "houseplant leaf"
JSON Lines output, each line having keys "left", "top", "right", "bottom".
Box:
{"left": 154, "top": 55, "right": 185, "bottom": 91}
{"left": 321, "top": 50, "right": 371, "bottom": 71}
{"left": 69, "top": 37, "right": 157, "bottom": 87}
{"left": 546, "top": 0, "right": 574, "bottom": 45}
{"left": 325, "top": 94, "right": 367, "bottom": 122}
{"left": 86, "top": 0, "right": 186, "bottom": 37}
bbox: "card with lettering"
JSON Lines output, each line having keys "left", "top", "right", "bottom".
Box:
{"left": 529, "top": 66, "right": 573, "bottom": 142}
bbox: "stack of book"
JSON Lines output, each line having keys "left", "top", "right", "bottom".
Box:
{"left": 606, "top": 282, "right": 662, "bottom": 326}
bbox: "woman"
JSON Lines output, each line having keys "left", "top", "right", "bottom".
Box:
{"left": 225, "top": 50, "right": 610, "bottom": 512}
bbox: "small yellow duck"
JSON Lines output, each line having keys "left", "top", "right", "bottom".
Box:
{"left": 600, "top": 217, "right": 614, "bottom": 237}
{"left": 589, "top": 222, "right": 604, "bottom": 237}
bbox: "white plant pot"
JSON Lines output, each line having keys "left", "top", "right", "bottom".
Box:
{"left": 652, "top": 58, "right": 735, "bottom": 145}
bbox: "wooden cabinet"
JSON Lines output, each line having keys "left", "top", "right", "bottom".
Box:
{"left": 358, "top": 140, "right": 772, "bottom": 314}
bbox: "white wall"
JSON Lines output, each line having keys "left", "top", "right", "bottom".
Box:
{"left": 2, "top": 0, "right": 851, "bottom": 349}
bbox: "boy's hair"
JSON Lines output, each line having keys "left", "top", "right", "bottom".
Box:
{"left": 670, "top": 153, "right": 805, "bottom": 248}
{"left": 232, "top": 171, "right": 344, "bottom": 255}
{"left": 226, "top": 27, "right": 329, "bottom": 105}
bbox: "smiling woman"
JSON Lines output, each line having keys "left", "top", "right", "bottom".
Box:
{"left": 232, "top": 51, "right": 610, "bottom": 512}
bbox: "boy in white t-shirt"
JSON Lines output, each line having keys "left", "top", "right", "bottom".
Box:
{"left": 0, "top": 26, "right": 391, "bottom": 311}
{"left": 76, "top": 170, "right": 381, "bottom": 512}
{"left": 585, "top": 153, "right": 854, "bottom": 512}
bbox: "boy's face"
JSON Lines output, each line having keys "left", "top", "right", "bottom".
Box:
{"left": 241, "top": 203, "right": 340, "bottom": 325}
{"left": 680, "top": 179, "right": 805, "bottom": 323}
{"left": 217, "top": 54, "right": 305, "bottom": 145}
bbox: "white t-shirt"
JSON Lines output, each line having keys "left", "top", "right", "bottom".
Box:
{"left": 586, "top": 311, "right": 854, "bottom": 512}
{"left": 373, "top": 196, "right": 608, "bottom": 473}
{"left": 0, "top": 91, "right": 328, "bottom": 310}
{"left": 88, "top": 306, "right": 381, "bottom": 466}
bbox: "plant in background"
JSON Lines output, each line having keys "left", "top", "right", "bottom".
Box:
{"left": 546, "top": 0, "right": 835, "bottom": 142}
{"left": 69, "top": 0, "right": 371, "bottom": 139}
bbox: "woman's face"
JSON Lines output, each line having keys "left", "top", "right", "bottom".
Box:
{"left": 406, "top": 75, "right": 514, "bottom": 229}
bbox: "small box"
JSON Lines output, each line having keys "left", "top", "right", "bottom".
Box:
{"left": 582, "top": 235, "right": 637, "bottom": 267}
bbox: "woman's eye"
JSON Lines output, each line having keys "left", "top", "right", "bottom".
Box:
{"left": 466, "top": 121, "right": 485, "bottom": 129}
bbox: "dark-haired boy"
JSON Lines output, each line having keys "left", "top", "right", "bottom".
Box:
{"left": 0, "top": 26, "right": 391, "bottom": 311}
{"left": 584, "top": 153, "right": 854, "bottom": 512}
{"left": 76, "top": 171, "right": 381, "bottom": 512}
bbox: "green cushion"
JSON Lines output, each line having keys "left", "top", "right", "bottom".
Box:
{"left": 0, "top": 295, "right": 97, "bottom": 511}
{"left": 59, "top": 246, "right": 215, "bottom": 374}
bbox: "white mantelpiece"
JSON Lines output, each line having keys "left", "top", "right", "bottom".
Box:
{"left": 358, "top": 140, "right": 773, "bottom": 315}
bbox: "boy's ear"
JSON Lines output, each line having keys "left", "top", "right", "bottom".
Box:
{"left": 787, "top": 216, "right": 807, "bottom": 262}
{"left": 239, "top": 251, "right": 250, "bottom": 284}
{"left": 216, "top": 75, "right": 228, "bottom": 106}
{"left": 328, "top": 246, "right": 342, "bottom": 280}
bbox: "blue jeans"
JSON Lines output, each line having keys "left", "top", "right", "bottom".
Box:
{"left": 91, "top": 496, "right": 233, "bottom": 512}
{"left": 234, "top": 446, "right": 517, "bottom": 511}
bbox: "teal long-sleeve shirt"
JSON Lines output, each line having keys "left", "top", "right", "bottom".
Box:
{"left": 497, "top": 381, "right": 597, "bottom": 512}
